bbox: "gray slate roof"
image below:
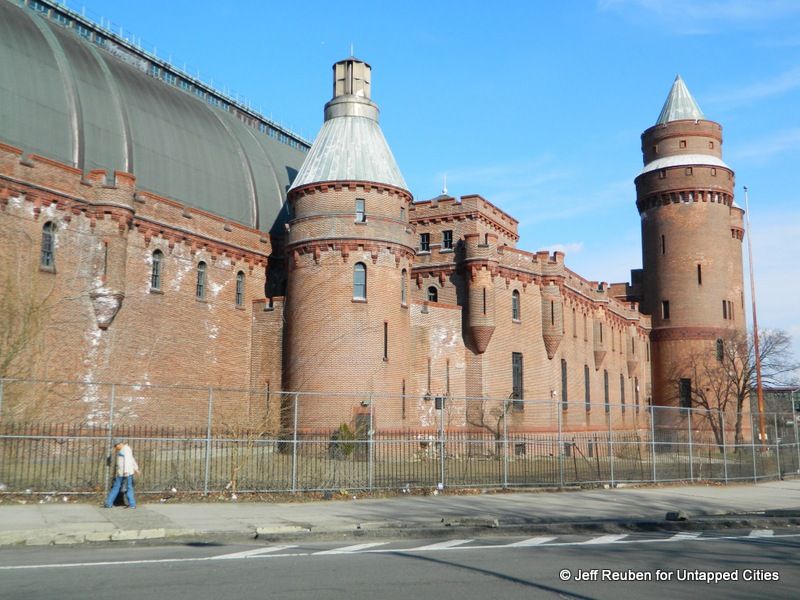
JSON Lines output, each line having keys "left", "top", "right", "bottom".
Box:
{"left": 656, "top": 75, "right": 705, "bottom": 125}
{"left": 0, "top": 0, "right": 306, "bottom": 232}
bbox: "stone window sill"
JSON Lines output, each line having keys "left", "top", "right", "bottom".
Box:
{"left": 39, "top": 265, "right": 56, "bottom": 274}
{"left": 149, "top": 288, "right": 164, "bottom": 295}
{"left": 352, "top": 298, "right": 367, "bottom": 304}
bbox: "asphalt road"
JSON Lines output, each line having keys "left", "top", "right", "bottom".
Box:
{"left": 1, "top": 529, "right": 798, "bottom": 599}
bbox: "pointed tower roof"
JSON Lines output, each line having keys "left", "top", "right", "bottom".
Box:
{"left": 655, "top": 75, "right": 705, "bottom": 125}
{"left": 290, "top": 58, "right": 408, "bottom": 192}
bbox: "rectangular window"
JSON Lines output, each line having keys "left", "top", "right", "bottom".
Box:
{"left": 419, "top": 233, "right": 430, "bottom": 252}
{"left": 634, "top": 377, "right": 640, "bottom": 413}
{"left": 584, "top": 365, "right": 591, "bottom": 412}
{"left": 355, "top": 198, "right": 366, "bottom": 223}
{"left": 697, "top": 264, "right": 702, "bottom": 285}
{"left": 716, "top": 338, "right": 724, "bottom": 361}
{"left": 561, "top": 359, "right": 568, "bottom": 411}
{"left": 400, "top": 206, "right": 405, "bottom": 220}
{"left": 620, "top": 374, "right": 626, "bottom": 414}
{"left": 662, "top": 300, "right": 670, "bottom": 320}
{"left": 722, "top": 300, "right": 727, "bottom": 319}
{"left": 512, "top": 353, "right": 524, "bottom": 411}
{"left": 401, "top": 380, "right": 406, "bottom": 420}
{"left": 679, "top": 378, "right": 692, "bottom": 409}
{"left": 383, "top": 322, "right": 388, "bottom": 361}
{"left": 604, "top": 370, "right": 610, "bottom": 414}
{"left": 442, "top": 230, "right": 453, "bottom": 250}
{"left": 661, "top": 234, "right": 665, "bottom": 255}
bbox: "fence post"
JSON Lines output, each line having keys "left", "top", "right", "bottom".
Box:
{"left": 203, "top": 387, "right": 213, "bottom": 496}
{"left": 438, "top": 397, "right": 445, "bottom": 490}
{"left": 721, "top": 409, "right": 728, "bottom": 484}
{"left": 291, "top": 393, "right": 299, "bottom": 493}
{"left": 502, "top": 403, "right": 509, "bottom": 489}
{"left": 650, "top": 405, "right": 657, "bottom": 482}
{"left": 557, "top": 397, "right": 564, "bottom": 487}
{"left": 774, "top": 413, "right": 781, "bottom": 479}
{"left": 105, "top": 383, "right": 116, "bottom": 490}
{"left": 608, "top": 408, "right": 615, "bottom": 487}
{"left": 687, "top": 407, "right": 694, "bottom": 481}
{"left": 792, "top": 392, "right": 800, "bottom": 473}
{"left": 751, "top": 411, "right": 758, "bottom": 483}
{"left": 369, "top": 394, "right": 374, "bottom": 491}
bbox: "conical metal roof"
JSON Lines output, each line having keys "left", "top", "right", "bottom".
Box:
{"left": 656, "top": 75, "right": 705, "bottom": 125}
{"left": 290, "top": 59, "right": 408, "bottom": 192}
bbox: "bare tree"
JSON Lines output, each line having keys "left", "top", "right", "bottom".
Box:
{"left": 669, "top": 329, "right": 798, "bottom": 450}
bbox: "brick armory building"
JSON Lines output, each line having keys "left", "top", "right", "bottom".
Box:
{"left": 0, "top": 0, "right": 746, "bottom": 432}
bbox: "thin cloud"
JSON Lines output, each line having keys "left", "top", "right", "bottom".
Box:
{"left": 598, "top": 0, "right": 800, "bottom": 33}
{"left": 542, "top": 242, "right": 585, "bottom": 255}
{"left": 706, "top": 66, "right": 800, "bottom": 108}
{"left": 730, "top": 127, "right": 800, "bottom": 161}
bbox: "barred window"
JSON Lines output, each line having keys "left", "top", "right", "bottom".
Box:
{"left": 196, "top": 261, "right": 207, "bottom": 299}
{"left": 401, "top": 269, "right": 408, "bottom": 305}
{"left": 151, "top": 250, "right": 163, "bottom": 290}
{"left": 40, "top": 222, "right": 55, "bottom": 268}
{"left": 235, "top": 271, "right": 245, "bottom": 307}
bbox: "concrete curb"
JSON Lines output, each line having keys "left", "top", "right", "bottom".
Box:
{"left": 2, "top": 512, "right": 798, "bottom": 547}
{"left": 0, "top": 527, "right": 197, "bottom": 547}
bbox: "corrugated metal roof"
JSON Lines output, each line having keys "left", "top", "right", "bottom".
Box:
{"left": 0, "top": 0, "right": 305, "bottom": 231}
{"left": 656, "top": 75, "right": 705, "bottom": 125}
{"left": 290, "top": 114, "right": 407, "bottom": 191}
{"left": 640, "top": 154, "right": 730, "bottom": 175}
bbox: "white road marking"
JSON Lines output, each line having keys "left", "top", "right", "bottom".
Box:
{"left": 314, "top": 542, "right": 388, "bottom": 555}
{"left": 505, "top": 536, "right": 557, "bottom": 547}
{"left": 581, "top": 534, "right": 628, "bottom": 544}
{"left": 669, "top": 532, "right": 702, "bottom": 541}
{"left": 214, "top": 545, "right": 297, "bottom": 560}
{"left": 749, "top": 529, "right": 774, "bottom": 537}
{"left": 404, "top": 539, "right": 474, "bottom": 551}
{"left": 2, "top": 532, "right": 800, "bottom": 570}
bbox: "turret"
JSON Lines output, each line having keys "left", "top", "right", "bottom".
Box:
{"left": 540, "top": 283, "right": 564, "bottom": 360}
{"left": 635, "top": 76, "right": 745, "bottom": 409}
{"left": 463, "top": 232, "right": 498, "bottom": 353}
{"left": 283, "top": 59, "right": 414, "bottom": 425}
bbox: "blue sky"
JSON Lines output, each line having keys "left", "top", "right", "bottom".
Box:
{"left": 71, "top": 0, "right": 799, "bottom": 360}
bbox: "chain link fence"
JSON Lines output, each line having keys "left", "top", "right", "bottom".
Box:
{"left": 0, "top": 379, "right": 798, "bottom": 495}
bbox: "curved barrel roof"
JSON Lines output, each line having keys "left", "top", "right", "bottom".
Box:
{"left": 0, "top": 0, "right": 307, "bottom": 231}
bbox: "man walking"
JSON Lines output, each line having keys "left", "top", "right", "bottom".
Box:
{"left": 104, "top": 439, "right": 140, "bottom": 509}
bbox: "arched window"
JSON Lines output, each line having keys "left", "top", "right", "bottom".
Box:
{"left": 401, "top": 269, "right": 408, "bottom": 305}
{"left": 511, "top": 290, "right": 521, "bottom": 321}
{"left": 196, "top": 261, "right": 207, "bottom": 299}
{"left": 40, "top": 221, "right": 55, "bottom": 268}
{"left": 151, "top": 250, "right": 163, "bottom": 290}
{"left": 427, "top": 286, "right": 438, "bottom": 303}
{"left": 235, "top": 271, "right": 245, "bottom": 306}
{"left": 353, "top": 263, "right": 366, "bottom": 299}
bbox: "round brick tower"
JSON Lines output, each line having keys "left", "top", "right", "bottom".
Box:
{"left": 635, "top": 76, "right": 745, "bottom": 415}
{"left": 283, "top": 58, "right": 415, "bottom": 427}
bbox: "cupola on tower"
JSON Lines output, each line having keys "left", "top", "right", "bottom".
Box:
{"left": 283, "top": 58, "right": 415, "bottom": 426}
{"left": 635, "top": 76, "right": 746, "bottom": 417}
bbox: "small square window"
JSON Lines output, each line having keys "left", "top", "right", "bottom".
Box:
{"left": 679, "top": 140, "right": 687, "bottom": 149}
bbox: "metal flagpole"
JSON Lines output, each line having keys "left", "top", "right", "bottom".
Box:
{"left": 744, "top": 186, "right": 767, "bottom": 448}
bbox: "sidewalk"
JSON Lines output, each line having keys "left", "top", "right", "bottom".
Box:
{"left": 1, "top": 479, "right": 799, "bottom": 546}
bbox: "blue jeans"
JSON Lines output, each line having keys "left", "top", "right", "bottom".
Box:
{"left": 105, "top": 475, "right": 135, "bottom": 508}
